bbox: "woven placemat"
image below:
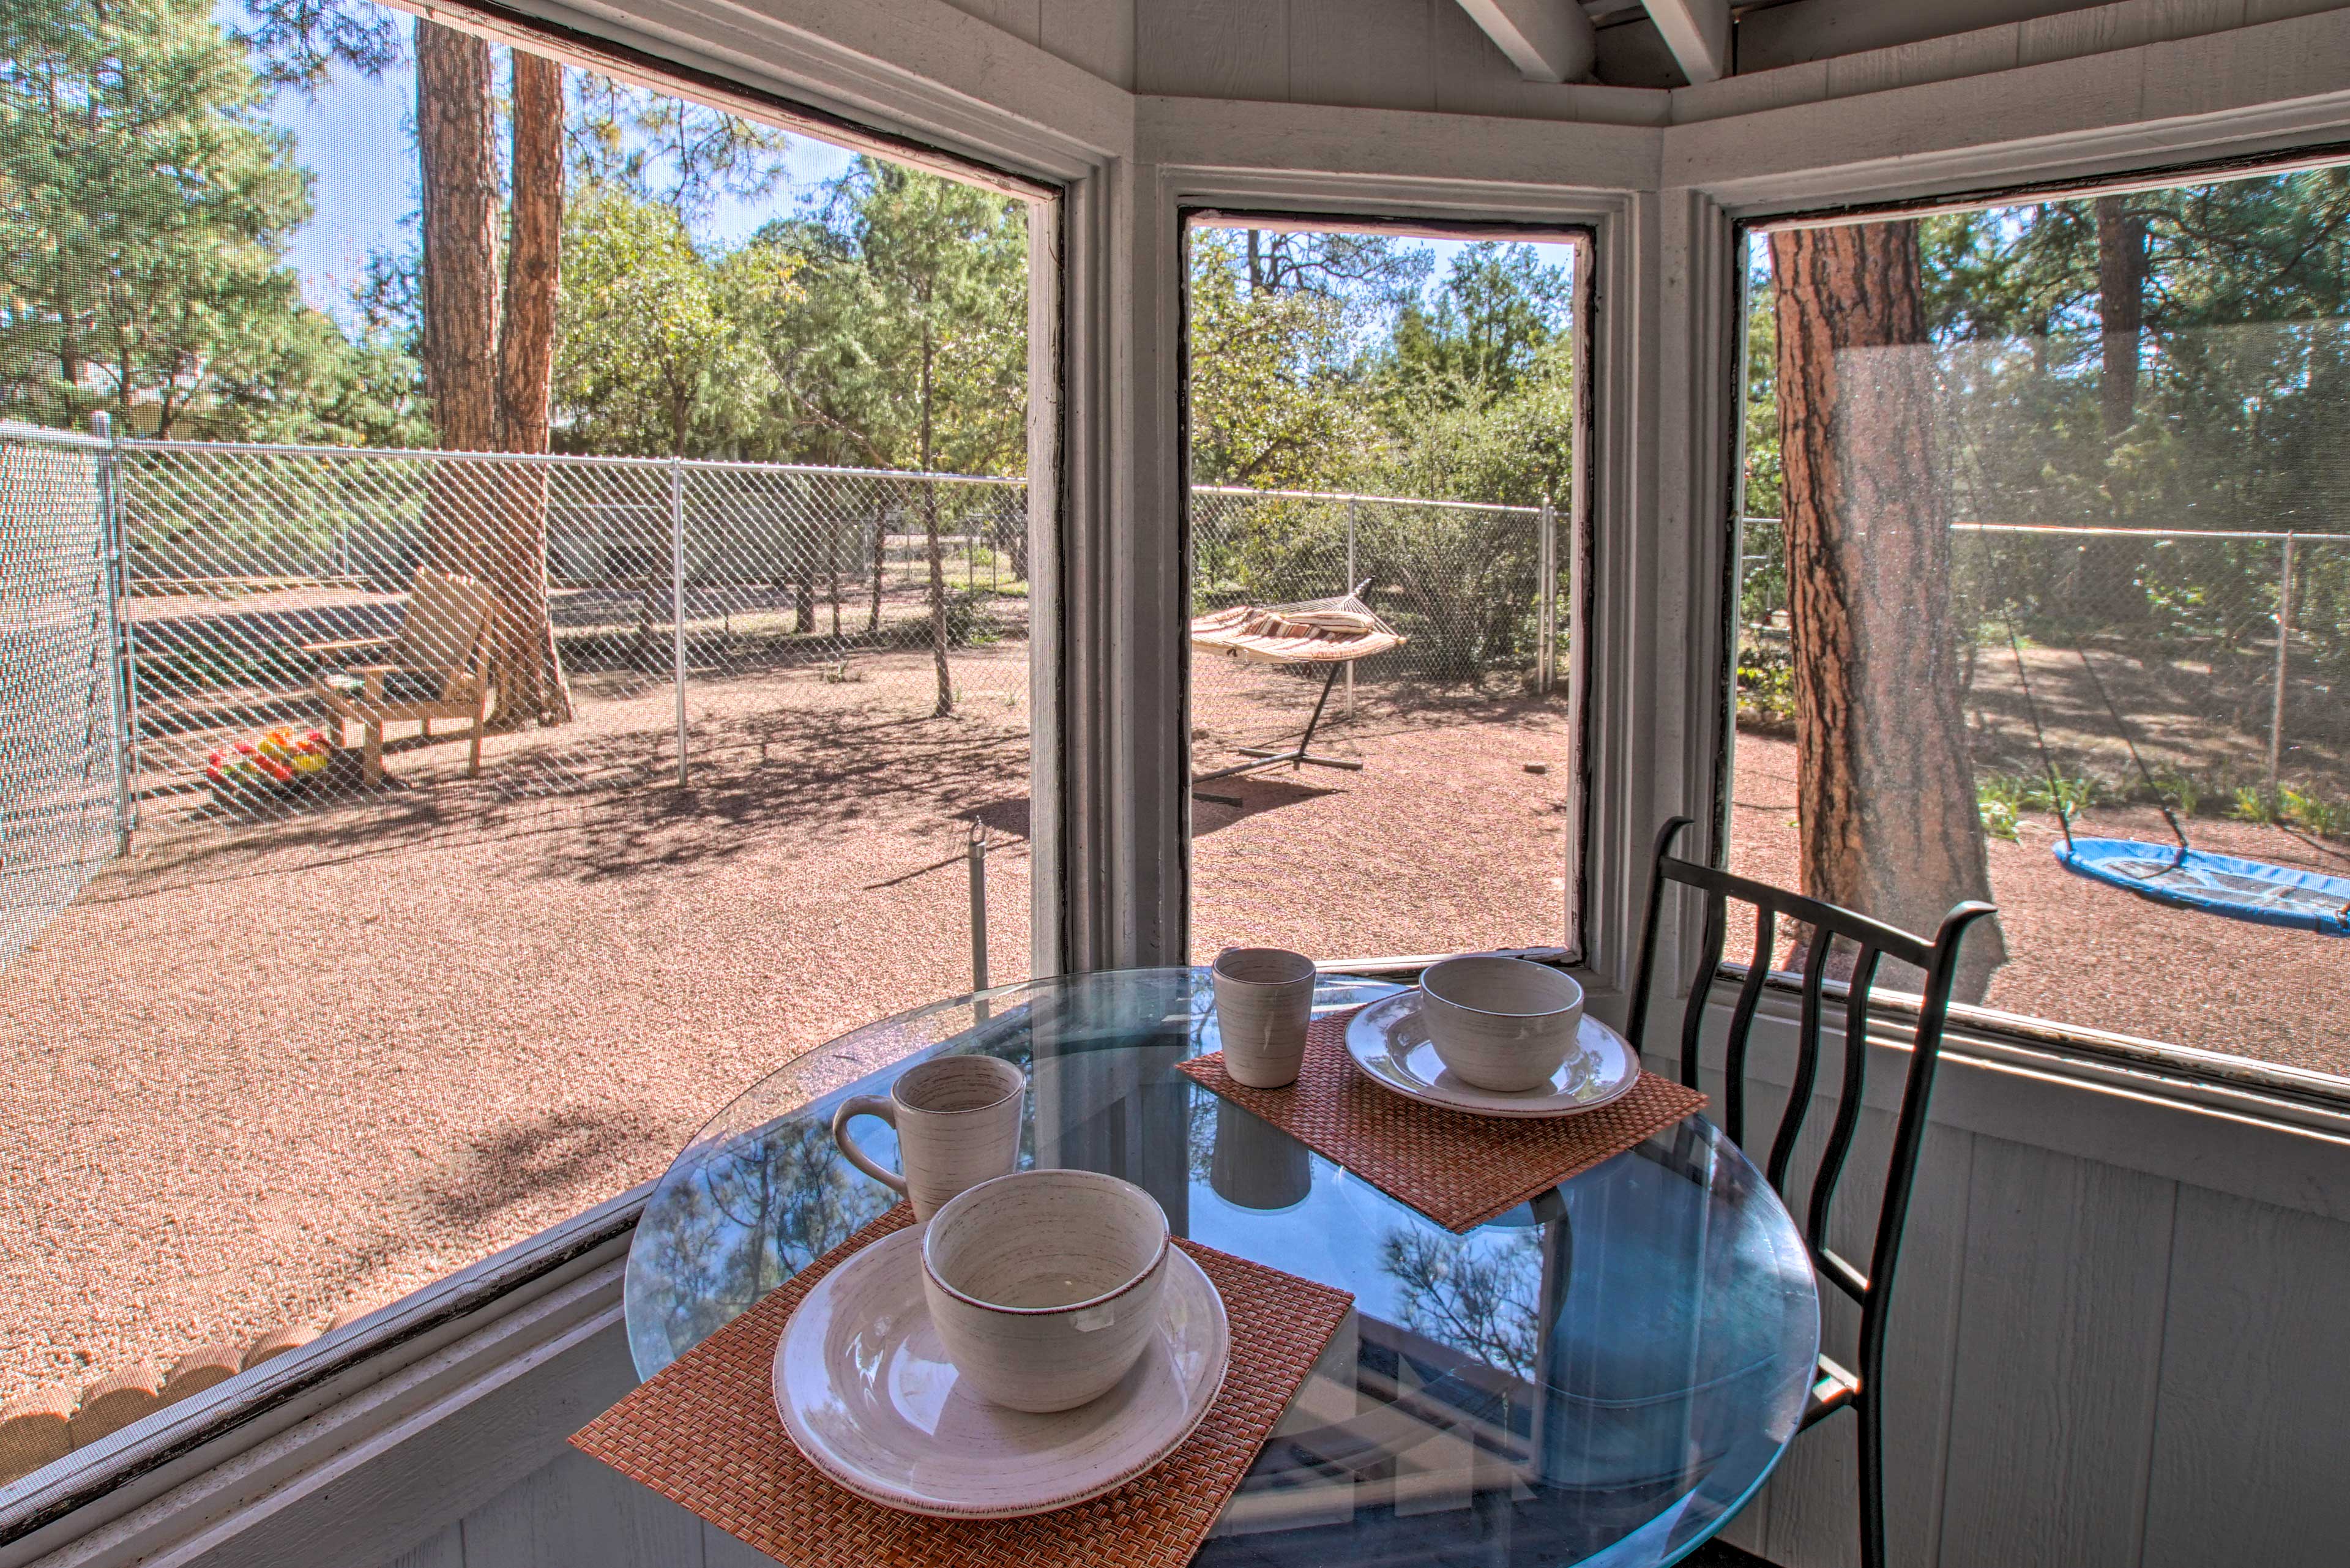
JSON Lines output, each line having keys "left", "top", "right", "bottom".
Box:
{"left": 574, "top": 1204, "right": 1354, "bottom": 1568}
{"left": 1179, "top": 1005, "right": 1707, "bottom": 1232}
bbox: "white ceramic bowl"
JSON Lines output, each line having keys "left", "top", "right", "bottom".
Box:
{"left": 921, "top": 1169, "right": 1172, "bottom": 1413}
{"left": 1417, "top": 955, "right": 1587, "bottom": 1093}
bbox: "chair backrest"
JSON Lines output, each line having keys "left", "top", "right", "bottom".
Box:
{"left": 1624, "top": 815, "right": 1996, "bottom": 1392}
{"left": 395, "top": 567, "right": 497, "bottom": 681}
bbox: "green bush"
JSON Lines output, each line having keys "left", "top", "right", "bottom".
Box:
{"left": 2282, "top": 788, "right": 2343, "bottom": 838}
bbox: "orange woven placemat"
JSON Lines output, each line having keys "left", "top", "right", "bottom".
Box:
{"left": 573, "top": 1204, "right": 1354, "bottom": 1568}
{"left": 1179, "top": 1004, "right": 1707, "bottom": 1232}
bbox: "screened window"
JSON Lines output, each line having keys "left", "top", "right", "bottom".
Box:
{"left": 0, "top": 0, "right": 1043, "bottom": 1487}
{"left": 1733, "top": 161, "right": 2350, "bottom": 1077}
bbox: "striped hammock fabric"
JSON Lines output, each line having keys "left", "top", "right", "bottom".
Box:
{"left": 1189, "top": 594, "right": 1405, "bottom": 665}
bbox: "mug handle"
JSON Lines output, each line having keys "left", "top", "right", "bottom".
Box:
{"left": 830, "top": 1096, "right": 908, "bottom": 1197}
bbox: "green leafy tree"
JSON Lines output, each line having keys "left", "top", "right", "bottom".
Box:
{"left": 1186, "top": 230, "right": 1371, "bottom": 490}
{"left": 731, "top": 159, "right": 1026, "bottom": 713}
{"left": 0, "top": 0, "right": 382, "bottom": 438}
{"left": 554, "top": 183, "right": 775, "bottom": 458}
{"left": 567, "top": 74, "right": 791, "bottom": 226}
{"left": 1382, "top": 241, "right": 1571, "bottom": 403}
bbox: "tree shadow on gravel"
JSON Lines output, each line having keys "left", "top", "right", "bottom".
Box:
{"left": 1189, "top": 774, "right": 1335, "bottom": 837}
{"left": 421, "top": 1105, "right": 641, "bottom": 1232}
{"left": 92, "top": 706, "right": 1034, "bottom": 897}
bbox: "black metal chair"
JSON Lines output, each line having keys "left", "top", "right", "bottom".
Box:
{"left": 1625, "top": 816, "right": 1997, "bottom": 1568}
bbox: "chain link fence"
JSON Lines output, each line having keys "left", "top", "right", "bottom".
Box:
{"left": 1739, "top": 517, "right": 2350, "bottom": 805}
{"left": 0, "top": 423, "right": 124, "bottom": 969}
{"left": 115, "top": 442, "right": 1030, "bottom": 824}
{"left": 1190, "top": 485, "right": 1560, "bottom": 754}
{"left": 4, "top": 434, "right": 1562, "bottom": 859}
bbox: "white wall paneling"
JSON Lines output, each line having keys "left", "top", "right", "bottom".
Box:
{"left": 1651, "top": 988, "right": 2350, "bottom": 1567}
{"left": 458, "top": 1450, "right": 704, "bottom": 1568}
{"left": 1666, "top": 5, "right": 2350, "bottom": 201}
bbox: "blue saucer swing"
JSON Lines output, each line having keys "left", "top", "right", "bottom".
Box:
{"left": 2053, "top": 837, "right": 2350, "bottom": 936}
{"left": 2002, "top": 614, "right": 2350, "bottom": 939}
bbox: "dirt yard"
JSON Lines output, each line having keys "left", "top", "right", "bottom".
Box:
{"left": 1728, "top": 731, "right": 2349, "bottom": 1077}
{"left": 0, "top": 643, "right": 1576, "bottom": 1403}
{"left": 1, "top": 635, "right": 2341, "bottom": 1406}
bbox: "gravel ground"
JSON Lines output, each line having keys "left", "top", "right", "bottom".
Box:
{"left": 1728, "top": 731, "right": 2349, "bottom": 1075}
{"left": 2, "top": 647, "right": 2340, "bottom": 1403}
{"left": 0, "top": 646, "right": 1564, "bottom": 1402}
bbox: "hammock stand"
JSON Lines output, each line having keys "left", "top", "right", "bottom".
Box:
{"left": 1996, "top": 565, "right": 2350, "bottom": 937}
{"left": 1189, "top": 585, "right": 1405, "bottom": 806}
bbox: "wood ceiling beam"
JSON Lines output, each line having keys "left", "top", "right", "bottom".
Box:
{"left": 1641, "top": 0, "right": 1731, "bottom": 84}
{"left": 1452, "top": 0, "right": 1600, "bottom": 84}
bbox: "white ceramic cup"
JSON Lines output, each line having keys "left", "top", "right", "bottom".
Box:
{"left": 1418, "top": 955, "right": 1587, "bottom": 1093}
{"left": 920, "top": 1169, "right": 1171, "bottom": 1413}
{"left": 1211, "top": 947, "right": 1318, "bottom": 1088}
{"left": 831, "top": 1055, "right": 1025, "bottom": 1222}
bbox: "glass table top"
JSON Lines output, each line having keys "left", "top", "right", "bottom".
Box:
{"left": 625, "top": 969, "right": 1821, "bottom": 1567}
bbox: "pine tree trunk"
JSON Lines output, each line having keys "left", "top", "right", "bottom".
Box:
{"left": 489, "top": 49, "right": 572, "bottom": 729}
{"left": 1771, "top": 223, "right": 2005, "bottom": 1001}
{"left": 2090, "top": 195, "right": 2149, "bottom": 627}
{"left": 2095, "top": 196, "right": 2145, "bottom": 438}
{"left": 416, "top": 22, "right": 499, "bottom": 458}
{"left": 414, "top": 17, "right": 502, "bottom": 678}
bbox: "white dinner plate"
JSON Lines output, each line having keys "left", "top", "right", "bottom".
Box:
{"left": 772, "top": 1228, "right": 1230, "bottom": 1518}
{"left": 1343, "top": 990, "right": 1641, "bottom": 1119}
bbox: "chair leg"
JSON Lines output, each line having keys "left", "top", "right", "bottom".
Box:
{"left": 364, "top": 721, "right": 383, "bottom": 788}
{"left": 1857, "top": 1393, "right": 1886, "bottom": 1568}
{"left": 468, "top": 716, "right": 483, "bottom": 777}
{"left": 421, "top": 717, "right": 432, "bottom": 740}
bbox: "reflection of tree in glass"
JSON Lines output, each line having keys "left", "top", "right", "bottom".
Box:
{"left": 637, "top": 1118, "right": 892, "bottom": 1354}
{"left": 1381, "top": 1226, "right": 1543, "bottom": 1383}
{"left": 1185, "top": 1081, "right": 1218, "bottom": 1185}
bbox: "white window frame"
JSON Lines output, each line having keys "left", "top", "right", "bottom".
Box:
{"left": 1174, "top": 207, "right": 1599, "bottom": 969}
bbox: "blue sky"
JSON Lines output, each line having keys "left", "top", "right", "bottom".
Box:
{"left": 226, "top": 3, "right": 857, "bottom": 327}
{"left": 225, "top": 2, "right": 1567, "bottom": 337}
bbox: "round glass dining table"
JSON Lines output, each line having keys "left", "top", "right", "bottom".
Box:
{"left": 626, "top": 969, "right": 1819, "bottom": 1567}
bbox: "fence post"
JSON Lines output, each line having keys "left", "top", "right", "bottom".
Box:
{"left": 2268, "top": 531, "right": 2296, "bottom": 794}
{"left": 671, "top": 459, "right": 688, "bottom": 786}
{"left": 1538, "top": 493, "right": 1557, "bottom": 692}
{"left": 92, "top": 413, "right": 134, "bottom": 856}
{"left": 1345, "top": 496, "right": 1357, "bottom": 718}
{"left": 967, "top": 820, "right": 991, "bottom": 1018}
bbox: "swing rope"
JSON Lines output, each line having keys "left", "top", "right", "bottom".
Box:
{"left": 2067, "top": 638, "right": 2191, "bottom": 867}
{"left": 1999, "top": 613, "right": 2078, "bottom": 854}
{"left": 1986, "top": 531, "right": 2081, "bottom": 854}
{"left": 1989, "top": 534, "right": 2190, "bottom": 870}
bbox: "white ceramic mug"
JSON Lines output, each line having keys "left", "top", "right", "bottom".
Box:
{"left": 831, "top": 1055, "right": 1025, "bottom": 1221}
{"left": 1419, "top": 954, "right": 1586, "bottom": 1092}
{"left": 1212, "top": 947, "right": 1318, "bottom": 1088}
{"left": 921, "top": 1169, "right": 1171, "bottom": 1413}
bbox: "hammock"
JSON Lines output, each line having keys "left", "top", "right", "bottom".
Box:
{"left": 1189, "top": 588, "right": 1406, "bottom": 799}
{"left": 1188, "top": 594, "right": 1405, "bottom": 665}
